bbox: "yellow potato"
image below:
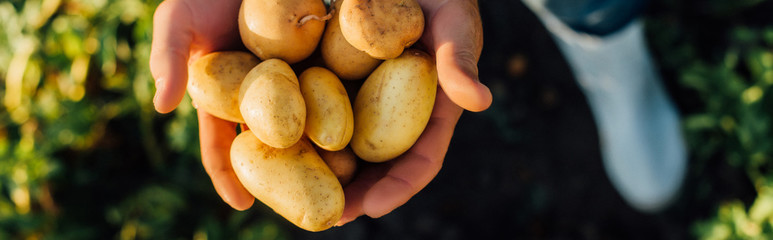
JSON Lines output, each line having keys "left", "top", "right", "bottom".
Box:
{"left": 187, "top": 51, "right": 260, "bottom": 123}
{"left": 299, "top": 67, "right": 353, "bottom": 151}
{"left": 321, "top": 0, "right": 381, "bottom": 80}
{"left": 238, "top": 0, "right": 327, "bottom": 64}
{"left": 239, "top": 59, "right": 305, "bottom": 148}
{"left": 339, "top": 0, "right": 424, "bottom": 59}
{"left": 317, "top": 146, "right": 358, "bottom": 186}
{"left": 231, "top": 131, "right": 344, "bottom": 232}
{"left": 351, "top": 49, "right": 437, "bottom": 162}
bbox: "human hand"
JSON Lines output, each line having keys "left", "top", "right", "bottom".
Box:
{"left": 150, "top": 0, "right": 255, "bottom": 210}
{"left": 336, "top": 0, "right": 490, "bottom": 225}
{"left": 149, "top": 0, "right": 491, "bottom": 218}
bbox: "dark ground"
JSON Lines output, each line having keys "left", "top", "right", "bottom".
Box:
{"left": 293, "top": 1, "right": 695, "bottom": 239}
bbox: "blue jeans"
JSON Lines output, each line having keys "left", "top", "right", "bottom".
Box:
{"left": 545, "top": 0, "right": 647, "bottom": 36}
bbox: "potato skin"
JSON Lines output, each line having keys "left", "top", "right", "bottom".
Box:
{"left": 317, "top": 146, "right": 357, "bottom": 186}
{"left": 231, "top": 131, "right": 344, "bottom": 232}
{"left": 238, "top": 0, "right": 326, "bottom": 64}
{"left": 239, "top": 59, "right": 305, "bottom": 149}
{"left": 339, "top": 0, "right": 424, "bottom": 59}
{"left": 321, "top": 0, "right": 381, "bottom": 80}
{"left": 351, "top": 49, "right": 437, "bottom": 162}
{"left": 187, "top": 52, "right": 260, "bottom": 123}
{"left": 299, "top": 67, "right": 353, "bottom": 151}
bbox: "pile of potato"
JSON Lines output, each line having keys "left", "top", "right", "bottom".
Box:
{"left": 186, "top": 0, "right": 436, "bottom": 232}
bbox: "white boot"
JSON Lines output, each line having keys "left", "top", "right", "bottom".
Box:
{"left": 523, "top": 0, "right": 688, "bottom": 213}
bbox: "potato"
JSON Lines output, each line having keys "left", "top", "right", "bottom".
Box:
{"left": 238, "top": 0, "right": 327, "bottom": 64}
{"left": 351, "top": 49, "right": 437, "bottom": 162}
{"left": 321, "top": 0, "right": 381, "bottom": 80}
{"left": 239, "top": 59, "right": 305, "bottom": 148}
{"left": 187, "top": 51, "right": 260, "bottom": 123}
{"left": 231, "top": 131, "right": 344, "bottom": 232}
{"left": 299, "top": 67, "right": 353, "bottom": 151}
{"left": 339, "top": 0, "right": 424, "bottom": 59}
{"left": 317, "top": 146, "right": 357, "bottom": 186}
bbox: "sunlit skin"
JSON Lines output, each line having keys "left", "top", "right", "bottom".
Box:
{"left": 149, "top": 0, "right": 491, "bottom": 225}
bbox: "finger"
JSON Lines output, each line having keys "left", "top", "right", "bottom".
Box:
{"left": 198, "top": 110, "right": 255, "bottom": 210}
{"left": 337, "top": 184, "right": 366, "bottom": 226}
{"left": 335, "top": 162, "right": 391, "bottom": 226}
{"left": 150, "top": 0, "right": 194, "bottom": 113}
{"left": 362, "top": 90, "right": 462, "bottom": 218}
{"left": 429, "top": 0, "right": 492, "bottom": 112}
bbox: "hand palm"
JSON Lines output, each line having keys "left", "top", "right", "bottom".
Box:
{"left": 149, "top": 0, "right": 490, "bottom": 223}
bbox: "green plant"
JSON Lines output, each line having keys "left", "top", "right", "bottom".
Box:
{"left": 648, "top": 0, "right": 773, "bottom": 238}
{"left": 0, "top": 0, "right": 290, "bottom": 239}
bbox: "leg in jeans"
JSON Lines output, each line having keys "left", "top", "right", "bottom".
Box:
{"left": 545, "top": 0, "right": 646, "bottom": 36}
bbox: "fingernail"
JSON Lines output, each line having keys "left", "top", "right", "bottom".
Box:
{"left": 336, "top": 218, "right": 349, "bottom": 226}
{"left": 153, "top": 78, "right": 164, "bottom": 105}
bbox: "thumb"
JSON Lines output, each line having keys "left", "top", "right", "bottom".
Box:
{"left": 149, "top": 0, "right": 194, "bottom": 114}
{"left": 428, "top": 0, "right": 492, "bottom": 112}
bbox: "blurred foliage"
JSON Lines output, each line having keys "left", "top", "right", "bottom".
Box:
{"left": 647, "top": 0, "right": 773, "bottom": 239}
{"left": 0, "top": 0, "right": 290, "bottom": 239}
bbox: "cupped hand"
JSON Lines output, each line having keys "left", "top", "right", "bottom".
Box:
{"left": 336, "top": 0, "right": 489, "bottom": 225}
{"left": 150, "top": 0, "right": 255, "bottom": 210}
{"left": 149, "top": 0, "right": 491, "bottom": 220}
